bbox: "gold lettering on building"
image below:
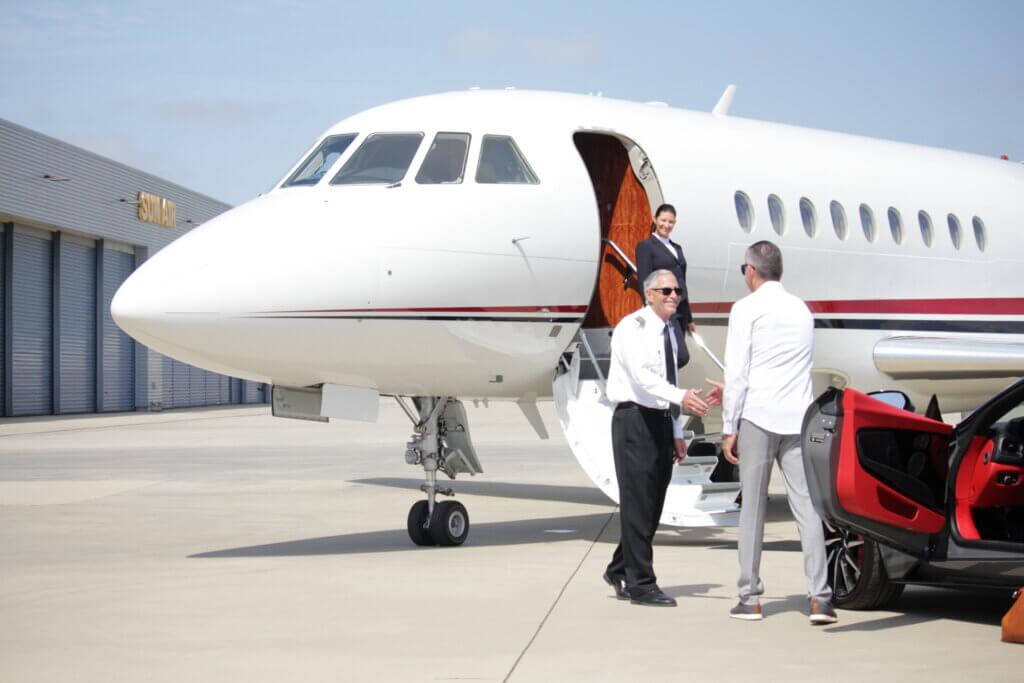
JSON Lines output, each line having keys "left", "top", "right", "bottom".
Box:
{"left": 137, "top": 191, "right": 177, "bottom": 228}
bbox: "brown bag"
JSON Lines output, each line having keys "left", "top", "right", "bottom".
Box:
{"left": 1003, "top": 588, "right": 1024, "bottom": 644}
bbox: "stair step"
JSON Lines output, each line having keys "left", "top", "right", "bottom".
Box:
{"left": 700, "top": 482, "right": 742, "bottom": 493}
{"left": 677, "top": 456, "right": 718, "bottom": 467}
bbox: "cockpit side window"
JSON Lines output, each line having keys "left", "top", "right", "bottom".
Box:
{"left": 415, "top": 133, "right": 471, "bottom": 184}
{"left": 281, "top": 134, "right": 357, "bottom": 188}
{"left": 330, "top": 133, "right": 424, "bottom": 185}
{"left": 475, "top": 135, "right": 539, "bottom": 184}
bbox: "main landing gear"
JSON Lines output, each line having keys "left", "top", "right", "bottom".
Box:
{"left": 396, "top": 397, "right": 482, "bottom": 547}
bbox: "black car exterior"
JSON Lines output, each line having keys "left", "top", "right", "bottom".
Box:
{"left": 801, "top": 380, "right": 1024, "bottom": 609}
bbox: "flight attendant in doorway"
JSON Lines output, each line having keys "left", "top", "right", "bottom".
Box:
{"left": 635, "top": 204, "right": 695, "bottom": 347}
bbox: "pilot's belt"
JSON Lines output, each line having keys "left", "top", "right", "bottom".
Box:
{"left": 614, "top": 401, "right": 671, "bottom": 418}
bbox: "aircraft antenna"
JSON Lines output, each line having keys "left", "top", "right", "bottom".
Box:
{"left": 712, "top": 85, "right": 736, "bottom": 117}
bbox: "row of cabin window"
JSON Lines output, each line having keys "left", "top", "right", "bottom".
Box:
{"left": 733, "top": 192, "right": 987, "bottom": 252}
{"left": 282, "top": 132, "right": 539, "bottom": 188}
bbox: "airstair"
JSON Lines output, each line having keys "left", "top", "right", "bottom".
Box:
{"left": 553, "top": 328, "right": 740, "bottom": 527}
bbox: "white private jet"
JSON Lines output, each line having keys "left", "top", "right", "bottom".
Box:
{"left": 112, "top": 87, "right": 1024, "bottom": 547}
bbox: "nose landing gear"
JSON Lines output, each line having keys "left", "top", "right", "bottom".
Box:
{"left": 397, "top": 396, "right": 481, "bottom": 547}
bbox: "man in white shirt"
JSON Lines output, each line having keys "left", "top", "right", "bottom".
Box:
{"left": 717, "top": 241, "right": 836, "bottom": 624}
{"left": 603, "top": 269, "right": 721, "bottom": 606}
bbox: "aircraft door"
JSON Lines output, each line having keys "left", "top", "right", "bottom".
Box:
{"left": 803, "top": 387, "right": 952, "bottom": 557}
{"left": 573, "top": 133, "right": 663, "bottom": 328}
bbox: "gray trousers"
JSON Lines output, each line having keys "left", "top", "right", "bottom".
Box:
{"left": 737, "top": 419, "right": 831, "bottom": 605}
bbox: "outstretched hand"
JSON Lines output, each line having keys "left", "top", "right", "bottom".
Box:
{"left": 705, "top": 379, "right": 724, "bottom": 406}
{"left": 682, "top": 389, "right": 709, "bottom": 416}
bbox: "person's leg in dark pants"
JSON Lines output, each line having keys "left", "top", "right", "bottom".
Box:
{"left": 605, "top": 409, "right": 630, "bottom": 582}
{"left": 608, "top": 406, "right": 670, "bottom": 596}
{"left": 639, "top": 411, "right": 674, "bottom": 590}
{"left": 650, "top": 412, "right": 675, "bottom": 529}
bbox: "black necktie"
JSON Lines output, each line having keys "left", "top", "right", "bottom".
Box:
{"left": 663, "top": 324, "right": 681, "bottom": 420}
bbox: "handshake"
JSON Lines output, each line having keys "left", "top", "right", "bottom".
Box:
{"left": 681, "top": 379, "right": 724, "bottom": 417}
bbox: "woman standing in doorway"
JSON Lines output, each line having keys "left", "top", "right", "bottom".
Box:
{"left": 635, "top": 203, "right": 695, "bottom": 337}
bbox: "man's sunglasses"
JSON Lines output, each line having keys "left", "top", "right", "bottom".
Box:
{"left": 740, "top": 263, "right": 755, "bottom": 276}
{"left": 650, "top": 287, "right": 683, "bottom": 296}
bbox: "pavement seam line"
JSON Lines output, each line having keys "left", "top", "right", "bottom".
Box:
{"left": 502, "top": 509, "right": 616, "bottom": 683}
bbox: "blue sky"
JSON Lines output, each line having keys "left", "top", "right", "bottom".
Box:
{"left": 2, "top": 0, "right": 1021, "bottom": 205}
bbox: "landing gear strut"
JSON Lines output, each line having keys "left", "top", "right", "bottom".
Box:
{"left": 398, "top": 396, "right": 481, "bottom": 546}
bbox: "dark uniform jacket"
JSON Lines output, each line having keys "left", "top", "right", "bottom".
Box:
{"left": 635, "top": 235, "right": 692, "bottom": 368}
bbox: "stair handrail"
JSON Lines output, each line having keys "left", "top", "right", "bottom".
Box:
{"left": 578, "top": 330, "right": 606, "bottom": 385}
{"left": 690, "top": 331, "right": 725, "bottom": 371}
{"left": 601, "top": 238, "right": 637, "bottom": 281}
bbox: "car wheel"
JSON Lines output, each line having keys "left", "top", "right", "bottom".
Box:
{"left": 824, "top": 520, "right": 904, "bottom": 610}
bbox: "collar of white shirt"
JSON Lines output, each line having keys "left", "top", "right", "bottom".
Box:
{"left": 639, "top": 304, "right": 671, "bottom": 329}
{"left": 756, "top": 280, "right": 781, "bottom": 293}
{"left": 654, "top": 234, "right": 678, "bottom": 258}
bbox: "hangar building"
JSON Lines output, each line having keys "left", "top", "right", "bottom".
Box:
{"left": 0, "top": 118, "right": 267, "bottom": 417}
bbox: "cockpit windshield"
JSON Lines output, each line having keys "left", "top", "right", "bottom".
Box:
{"left": 416, "top": 133, "right": 470, "bottom": 184}
{"left": 331, "top": 133, "right": 423, "bottom": 185}
{"left": 476, "top": 135, "right": 539, "bottom": 184}
{"left": 281, "top": 134, "right": 357, "bottom": 188}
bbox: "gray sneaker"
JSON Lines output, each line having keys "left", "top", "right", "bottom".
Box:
{"left": 809, "top": 598, "right": 838, "bottom": 625}
{"left": 729, "top": 601, "right": 763, "bottom": 621}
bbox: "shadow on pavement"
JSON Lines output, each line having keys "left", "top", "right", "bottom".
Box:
{"left": 352, "top": 477, "right": 613, "bottom": 507}
{"left": 658, "top": 525, "right": 802, "bottom": 554}
{"left": 190, "top": 512, "right": 614, "bottom": 558}
{"left": 822, "top": 586, "right": 1014, "bottom": 631}
{"left": 351, "top": 479, "right": 801, "bottom": 525}
{"left": 661, "top": 583, "right": 728, "bottom": 600}
{"left": 192, "top": 483, "right": 812, "bottom": 559}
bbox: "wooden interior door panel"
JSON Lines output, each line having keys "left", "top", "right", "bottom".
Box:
{"left": 574, "top": 134, "right": 648, "bottom": 328}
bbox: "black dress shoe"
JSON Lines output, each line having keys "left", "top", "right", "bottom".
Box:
{"left": 602, "top": 571, "right": 629, "bottom": 600}
{"left": 630, "top": 588, "right": 677, "bottom": 607}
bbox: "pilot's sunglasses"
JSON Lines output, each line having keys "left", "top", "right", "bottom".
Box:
{"left": 652, "top": 287, "right": 683, "bottom": 296}
{"left": 740, "top": 263, "right": 755, "bottom": 275}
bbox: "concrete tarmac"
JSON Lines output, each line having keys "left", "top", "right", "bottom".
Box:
{"left": 0, "top": 402, "right": 1019, "bottom": 682}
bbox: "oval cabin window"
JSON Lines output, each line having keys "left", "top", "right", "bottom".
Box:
{"left": 768, "top": 194, "right": 785, "bottom": 235}
{"left": 799, "top": 197, "right": 816, "bottom": 237}
{"left": 734, "top": 191, "right": 754, "bottom": 232}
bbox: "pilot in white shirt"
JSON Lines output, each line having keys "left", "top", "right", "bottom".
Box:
{"left": 602, "top": 269, "right": 720, "bottom": 607}
{"left": 715, "top": 241, "right": 837, "bottom": 625}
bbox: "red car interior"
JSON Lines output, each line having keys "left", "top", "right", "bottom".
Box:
{"left": 953, "top": 435, "right": 1024, "bottom": 541}
{"left": 839, "top": 389, "right": 950, "bottom": 534}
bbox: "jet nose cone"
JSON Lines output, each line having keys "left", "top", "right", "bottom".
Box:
{"left": 111, "top": 263, "right": 172, "bottom": 351}
{"left": 110, "top": 269, "right": 150, "bottom": 337}
{"left": 110, "top": 215, "right": 220, "bottom": 350}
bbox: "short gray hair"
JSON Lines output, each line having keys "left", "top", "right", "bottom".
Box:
{"left": 643, "top": 269, "right": 679, "bottom": 304}
{"left": 643, "top": 270, "right": 675, "bottom": 290}
{"left": 745, "top": 241, "right": 783, "bottom": 281}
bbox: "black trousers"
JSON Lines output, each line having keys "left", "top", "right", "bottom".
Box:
{"left": 606, "top": 402, "right": 675, "bottom": 596}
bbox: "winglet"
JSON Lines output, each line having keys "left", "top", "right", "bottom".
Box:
{"left": 712, "top": 85, "right": 736, "bottom": 117}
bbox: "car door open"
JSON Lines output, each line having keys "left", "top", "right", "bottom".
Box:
{"left": 802, "top": 387, "right": 952, "bottom": 557}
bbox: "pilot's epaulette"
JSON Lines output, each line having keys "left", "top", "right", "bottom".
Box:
{"left": 633, "top": 314, "right": 646, "bottom": 328}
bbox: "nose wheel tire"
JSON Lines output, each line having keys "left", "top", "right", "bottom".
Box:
{"left": 407, "top": 500, "right": 434, "bottom": 546}
{"left": 429, "top": 500, "right": 470, "bottom": 546}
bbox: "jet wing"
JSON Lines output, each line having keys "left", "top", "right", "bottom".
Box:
{"left": 873, "top": 336, "right": 1024, "bottom": 380}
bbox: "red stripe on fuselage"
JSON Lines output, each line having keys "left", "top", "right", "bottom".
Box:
{"left": 690, "top": 298, "right": 1024, "bottom": 316}
{"left": 259, "top": 305, "right": 589, "bottom": 315}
